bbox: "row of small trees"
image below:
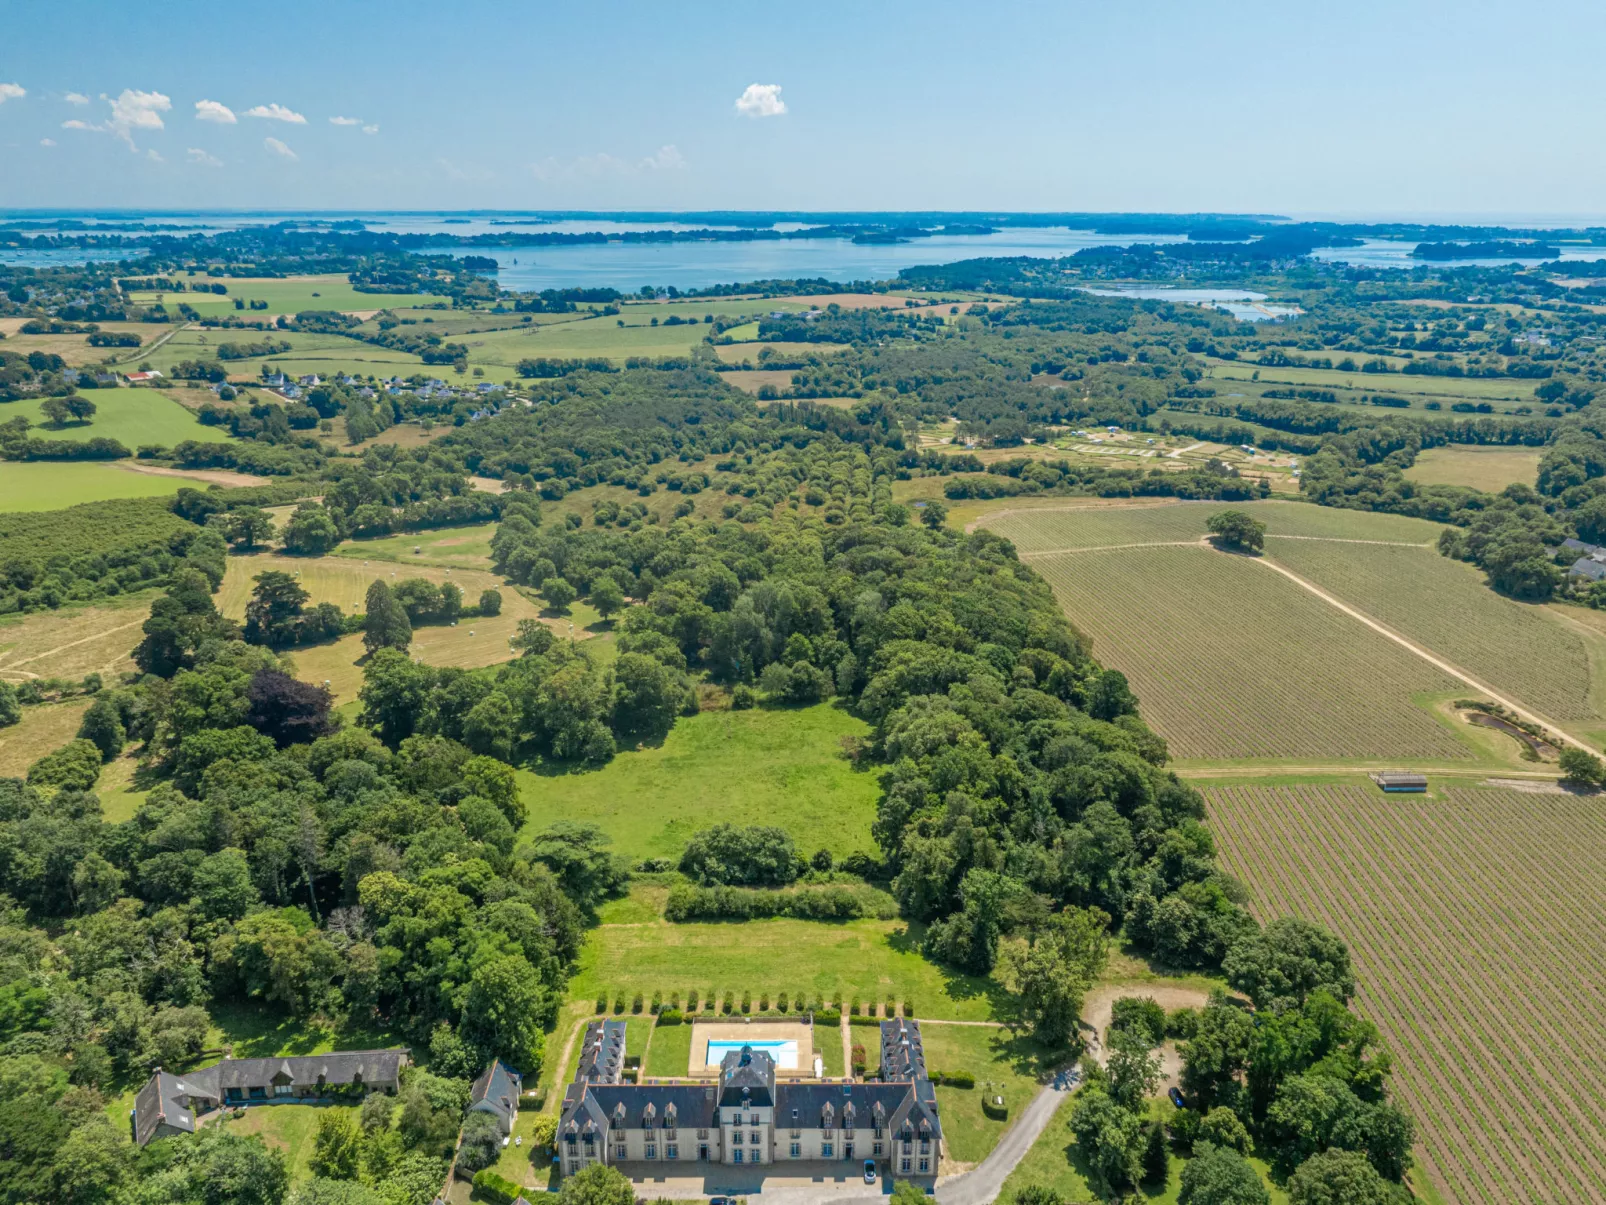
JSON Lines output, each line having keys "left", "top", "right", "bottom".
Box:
{"left": 596, "top": 988, "right": 913, "bottom": 1019}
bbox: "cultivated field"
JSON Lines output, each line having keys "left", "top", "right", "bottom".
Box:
{"left": 517, "top": 703, "right": 880, "bottom": 863}
{"left": 0, "top": 318, "right": 155, "bottom": 367}
{"left": 1026, "top": 545, "right": 1468, "bottom": 761}
{"left": 124, "top": 274, "right": 448, "bottom": 317}
{"left": 1404, "top": 445, "right": 1543, "bottom": 491}
{"left": 1209, "top": 783, "right": 1606, "bottom": 1205}
{"left": 0, "top": 461, "right": 218, "bottom": 512}
{"left": 0, "top": 595, "right": 147, "bottom": 683}
{"left": 7, "top": 388, "right": 228, "bottom": 449}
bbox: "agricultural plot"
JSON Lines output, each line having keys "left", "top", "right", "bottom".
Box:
{"left": 1199, "top": 357, "right": 1540, "bottom": 402}
{"left": 1209, "top": 783, "right": 1606, "bottom": 1205}
{"left": 145, "top": 327, "right": 424, "bottom": 380}
{"left": 1267, "top": 539, "right": 1606, "bottom": 733}
{"left": 1404, "top": 445, "right": 1543, "bottom": 491}
{"left": 0, "top": 594, "right": 148, "bottom": 683}
{"left": 7, "top": 388, "right": 228, "bottom": 449}
{"left": 518, "top": 703, "right": 879, "bottom": 862}
{"left": 0, "top": 461, "right": 215, "bottom": 512}
{"left": 1027, "top": 546, "right": 1469, "bottom": 761}
{"left": 0, "top": 319, "right": 154, "bottom": 368}
{"left": 332, "top": 522, "right": 499, "bottom": 570}
{"left": 124, "top": 274, "right": 447, "bottom": 318}
{"left": 0, "top": 700, "right": 91, "bottom": 778}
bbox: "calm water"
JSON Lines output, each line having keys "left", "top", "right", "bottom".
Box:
{"left": 4, "top": 211, "right": 1603, "bottom": 286}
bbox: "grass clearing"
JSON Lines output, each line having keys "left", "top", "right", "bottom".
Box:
{"left": 1404, "top": 445, "right": 1543, "bottom": 491}
{"left": 217, "top": 553, "right": 547, "bottom": 701}
{"left": 572, "top": 914, "right": 1008, "bottom": 1024}
{"left": 0, "top": 699, "right": 90, "bottom": 777}
{"left": 517, "top": 703, "right": 880, "bottom": 864}
{"left": 331, "top": 522, "right": 499, "bottom": 570}
{"left": 6, "top": 388, "right": 229, "bottom": 450}
{"left": 0, "top": 594, "right": 149, "bottom": 682}
{"left": 219, "top": 1102, "right": 362, "bottom": 1182}
{"left": 919, "top": 1024, "right": 1061, "bottom": 1164}
{"left": 1209, "top": 782, "right": 1606, "bottom": 1205}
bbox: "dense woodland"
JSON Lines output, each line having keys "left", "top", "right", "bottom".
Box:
{"left": 9, "top": 223, "right": 1606, "bottom": 1202}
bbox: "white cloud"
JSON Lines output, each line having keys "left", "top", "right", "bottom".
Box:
{"left": 264, "top": 136, "right": 297, "bottom": 160}
{"left": 245, "top": 102, "right": 306, "bottom": 124}
{"left": 362, "top": 123, "right": 379, "bottom": 135}
{"left": 104, "top": 89, "right": 171, "bottom": 148}
{"left": 328, "top": 115, "right": 361, "bottom": 126}
{"left": 194, "top": 99, "right": 236, "bottom": 124}
{"left": 735, "top": 83, "right": 786, "bottom": 118}
{"left": 146, "top": 148, "right": 165, "bottom": 163}
{"left": 65, "top": 92, "right": 88, "bottom": 106}
{"left": 62, "top": 119, "right": 93, "bottom": 130}
{"left": 641, "top": 144, "right": 686, "bottom": 170}
{"left": 39, "top": 138, "right": 54, "bottom": 147}
{"left": 187, "top": 147, "right": 223, "bottom": 167}
{"left": 0, "top": 83, "right": 25, "bottom": 104}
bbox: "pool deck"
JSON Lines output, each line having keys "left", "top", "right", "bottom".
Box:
{"left": 687, "top": 1018, "right": 816, "bottom": 1079}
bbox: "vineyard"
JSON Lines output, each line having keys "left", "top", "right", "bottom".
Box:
{"left": 1209, "top": 783, "right": 1606, "bottom": 1205}
{"left": 1028, "top": 545, "right": 1470, "bottom": 761}
{"left": 986, "top": 498, "right": 1446, "bottom": 555}
{"left": 1266, "top": 538, "right": 1606, "bottom": 734}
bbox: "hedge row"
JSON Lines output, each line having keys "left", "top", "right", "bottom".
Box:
{"left": 471, "top": 1170, "right": 521, "bottom": 1204}
{"left": 593, "top": 990, "right": 913, "bottom": 1019}
{"left": 664, "top": 882, "right": 897, "bottom": 922}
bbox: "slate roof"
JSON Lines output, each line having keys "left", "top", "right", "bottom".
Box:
{"left": 574, "top": 1020, "right": 628, "bottom": 1084}
{"left": 1571, "top": 558, "right": 1606, "bottom": 581}
{"left": 132, "top": 1070, "right": 200, "bottom": 1146}
{"left": 879, "top": 1019, "right": 929, "bottom": 1081}
{"left": 718, "top": 1045, "right": 776, "bottom": 1107}
{"left": 777, "top": 1082, "right": 918, "bottom": 1132}
{"left": 1563, "top": 538, "right": 1601, "bottom": 554}
{"left": 470, "top": 1059, "right": 523, "bottom": 1122}
{"left": 181, "top": 1049, "right": 407, "bottom": 1097}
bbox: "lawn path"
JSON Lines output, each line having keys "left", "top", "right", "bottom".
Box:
{"left": 839, "top": 1016, "right": 851, "bottom": 1079}
{"left": 0, "top": 616, "right": 147, "bottom": 677}
{"left": 1253, "top": 552, "right": 1595, "bottom": 752}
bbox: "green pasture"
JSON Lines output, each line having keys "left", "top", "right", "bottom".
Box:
{"left": 461, "top": 317, "right": 714, "bottom": 369}
{"left": 332, "top": 522, "right": 500, "bottom": 570}
{"left": 126, "top": 273, "right": 448, "bottom": 317}
{"left": 517, "top": 702, "right": 880, "bottom": 863}
{"left": 0, "top": 460, "right": 198, "bottom": 512}
{"left": 6, "top": 388, "right": 227, "bottom": 449}
{"left": 1404, "top": 444, "right": 1542, "bottom": 491}
{"left": 1199, "top": 356, "right": 1540, "bottom": 402}
{"left": 145, "top": 327, "right": 426, "bottom": 379}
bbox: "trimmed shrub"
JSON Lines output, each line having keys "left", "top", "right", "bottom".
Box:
{"left": 850, "top": 999, "right": 861, "bottom": 1016}
{"left": 651, "top": 990, "right": 663, "bottom": 1014}
{"left": 595, "top": 995, "right": 608, "bottom": 1014}
{"left": 885, "top": 996, "right": 896, "bottom": 1017}
{"left": 741, "top": 991, "right": 751, "bottom": 1013}
{"left": 613, "top": 995, "right": 626, "bottom": 1015}
{"left": 671, "top": 992, "right": 681, "bottom": 1009}
{"left": 688, "top": 989, "right": 700, "bottom": 1011}
{"left": 815, "top": 1009, "right": 841, "bottom": 1026}
{"left": 657, "top": 1009, "right": 684, "bottom": 1026}
{"left": 472, "top": 1170, "right": 520, "bottom": 1205}
{"left": 777, "top": 992, "right": 789, "bottom": 1014}
{"left": 981, "top": 1092, "right": 1008, "bottom": 1120}
{"left": 832, "top": 991, "right": 843, "bottom": 1010}
{"left": 760, "top": 993, "right": 770, "bottom": 1011}
{"left": 632, "top": 993, "right": 644, "bottom": 1014}
{"left": 903, "top": 998, "right": 915, "bottom": 1018}
{"left": 848, "top": 1015, "right": 879, "bottom": 1027}
{"left": 944, "top": 1070, "right": 975, "bottom": 1089}
{"left": 722, "top": 994, "right": 733, "bottom": 1015}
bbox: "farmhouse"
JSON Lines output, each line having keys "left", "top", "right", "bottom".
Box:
{"left": 469, "top": 1058, "right": 524, "bottom": 1136}
{"left": 130, "top": 1048, "right": 409, "bottom": 1146}
{"left": 558, "top": 1019, "right": 941, "bottom": 1181}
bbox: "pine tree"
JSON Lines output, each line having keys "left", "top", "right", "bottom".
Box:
{"left": 363, "top": 579, "right": 412, "bottom": 654}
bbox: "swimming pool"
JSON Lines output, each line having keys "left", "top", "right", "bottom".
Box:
{"left": 704, "top": 1038, "right": 799, "bottom": 1070}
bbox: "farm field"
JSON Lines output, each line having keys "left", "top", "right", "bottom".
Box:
{"left": 125, "top": 274, "right": 448, "bottom": 317}
{"left": 1209, "top": 783, "right": 1606, "bottom": 1205}
{"left": 1266, "top": 538, "right": 1606, "bottom": 737}
{"left": 144, "top": 326, "right": 425, "bottom": 379}
{"left": 517, "top": 702, "right": 879, "bottom": 863}
{"left": 1198, "top": 356, "right": 1541, "bottom": 402}
{"left": 1025, "top": 544, "right": 1468, "bottom": 761}
{"left": 1404, "top": 445, "right": 1543, "bottom": 490}
{"left": 713, "top": 340, "right": 849, "bottom": 365}
{"left": 0, "top": 699, "right": 91, "bottom": 778}
{"left": 0, "top": 593, "right": 148, "bottom": 683}
{"left": 7, "top": 388, "right": 229, "bottom": 449}
{"left": 0, "top": 460, "right": 222, "bottom": 511}
{"left": 217, "top": 554, "right": 545, "bottom": 700}
{"left": 0, "top": 319, "right": 155, "bottom": 367}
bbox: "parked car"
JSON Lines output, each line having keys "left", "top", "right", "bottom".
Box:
{"left": 864, "top": 1160, "right": 878, "bottom": 1184}
{"left": 1168, "top": 1086, "right": 1187, "bottom": 1109}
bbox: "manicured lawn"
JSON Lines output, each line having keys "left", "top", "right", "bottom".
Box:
{"left": 918, "top": 1024, "right": 1064, "bottom": 1165}
{"left": 572, "top": 913, "right": 1010, "bottom": 1023}
{"left": 642, "top": 1020, "right": 694, "bottom": 1078}
{"left": 488, "top": 1107, "right": 557, "bottom": 1193}
{"left": 518, "top": 703, "right": 880, "bottom": 864}
{"left": 220, "top": 1102, "right": 362, "bottom": 1183}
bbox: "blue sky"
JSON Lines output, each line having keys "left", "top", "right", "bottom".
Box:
{"left": 2, "top": 0, "right": 1604, "bottom": 218}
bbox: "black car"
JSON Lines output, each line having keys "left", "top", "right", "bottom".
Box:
{"left": 1168, "top": 1086, "right": 1187, "bottom": 1109}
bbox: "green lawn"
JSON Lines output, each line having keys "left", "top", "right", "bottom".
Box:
{"left": 219, "top": 1102, "right": 362, "bottom": 1183}
{"left": 572, "top": 911, "right": 1010, "bottom": 1023}
{"left": 517, "top": 703, "right": 881, "bottom": 864}
{"left": 642, "top": 1019, "right": 694, "bottom": 1078}
{"left": 919, "top": 1024, "right": 1064, "bottom": 1164}
{"left": 8, "top": 389, "right": 227, "bottom": 449}
{"left": 0, "top": 461, "right": 198, "bottom": 511}
{"left": 998, "top": 1095, "right": 1288, "bottom": 1204}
